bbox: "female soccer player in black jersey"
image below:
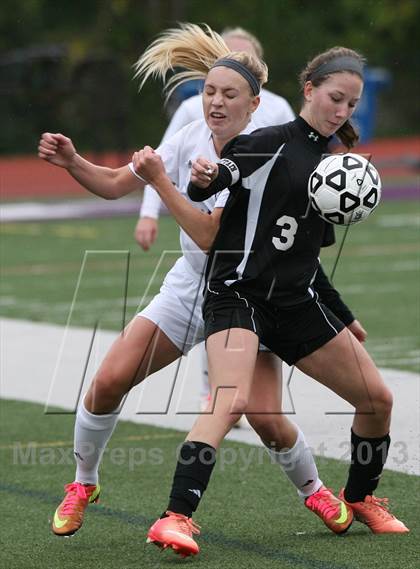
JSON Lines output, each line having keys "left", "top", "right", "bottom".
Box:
{"left": 145, "top": 43, "right": 408, "bottom": 553}
{"left": 180, "top": 45, "right": 409, "bottom": 543}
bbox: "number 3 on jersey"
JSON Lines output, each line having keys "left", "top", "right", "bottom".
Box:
{"left": 272, "top": 215, "right": 298, "bottom": 251}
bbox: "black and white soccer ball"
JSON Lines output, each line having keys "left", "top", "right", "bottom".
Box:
{"left": 308, "top": 153, "right": 382, "bottom": 225}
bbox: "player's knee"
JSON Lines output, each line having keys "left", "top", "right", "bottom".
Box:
{"left": 91, "top": 369, "right": 130, "bottom": 406}
{"left": 248, "top": 417, "right": 273, "bottom": 442}
{"left": 245, "top": 412, "right": 268, "bottom": 433}
{"left": 246, "top": 414, "right": 287, "bottom": 445}
{"left": 357, "top": 385, "right": 393, "bottom": 423}
{"left": 229, "top": 394, "right": 249, "bottom": 416}
{"left": 373, "top": 386, "right": 393, "bottom": 420}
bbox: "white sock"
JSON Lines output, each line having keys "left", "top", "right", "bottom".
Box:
{"left": 74, "top": 400, "right": 119, "bottom": 485}
{"left": 266, "top": 427, "right": 322, "bottom": 498}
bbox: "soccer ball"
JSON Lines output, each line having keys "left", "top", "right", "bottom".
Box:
{"left": 308, "top": 153, "right": 382, "bottom": 225}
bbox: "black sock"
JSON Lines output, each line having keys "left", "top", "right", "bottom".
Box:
{"left": 344, "top": 429, "right": 390, "bottom": 503}
{"left": 163, "top": 441, "right": 216, "bottom": 518}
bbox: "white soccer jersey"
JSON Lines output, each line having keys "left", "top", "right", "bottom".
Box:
{"left": 140, "top": 89, "right": 295, "bottom": 218}
{"left": 130, "top": 118, "right": 257, "bottom": 273}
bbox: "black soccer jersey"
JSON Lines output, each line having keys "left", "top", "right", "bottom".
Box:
{"left": 188, "top": 117, "right": 335, "bottom": 307}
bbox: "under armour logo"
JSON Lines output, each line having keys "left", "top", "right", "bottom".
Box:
{"left": 308, "top": 131, "right": 319, "bottom": 141}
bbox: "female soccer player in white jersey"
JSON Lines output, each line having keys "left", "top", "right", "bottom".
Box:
{"left": 38, "top": 25, "right": 366, "bottom": 552}
{"left": 134, "top": 27, "right": 296, "bottom": 419}
{"left": 135, "top": 27, "right": 294, "bottom": 250}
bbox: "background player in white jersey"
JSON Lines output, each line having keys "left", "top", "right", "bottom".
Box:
{"left": 38, "top": 25, "right": 348, "bottom": 543}
{"left": 134, "top": 27, "right": 294, "bottom": 419}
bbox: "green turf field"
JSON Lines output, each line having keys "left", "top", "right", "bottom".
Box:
{"left": 1, "top": 200, "right": 419, "bottom": 373}
{"left": 1, "top": 399, "right": 419, "bottom": 569}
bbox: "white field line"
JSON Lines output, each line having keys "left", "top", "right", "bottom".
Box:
{"left": 338, "top": 283, "right": 405, "bottom": 294}
{"left": 377, "top": 214, "right": 420, "bottom": 228}
{"left": 0, "top": 296, "right": 154, "bottom": 309}
{"left": 347, "top": 260, "right": 419, "bottom": 273}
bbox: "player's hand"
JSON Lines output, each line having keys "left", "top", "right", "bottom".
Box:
{"left": 134, "top": 217, "right": 158, "bottom": 251}
{"left": 347, "top": 319, "right": 367, "bottom": 342}
{"left": 38, "top": 133, "right": 77, "bottom": 168}
{"left": 132, "top": 146, "right": 166, "bottom": 185}
{"left": 191, "top": 157, "right": 218, "bottom": 188}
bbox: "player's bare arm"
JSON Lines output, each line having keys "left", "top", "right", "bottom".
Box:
{"left": 133, "top": 147, "right": 222, "bottom": 251}
{"left": 38, "top": 132, "right": 144, "bottom": 199}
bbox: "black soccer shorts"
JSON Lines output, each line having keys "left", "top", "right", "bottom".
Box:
{"left": 203, "top": 287, "right": 345, "bottom": 365}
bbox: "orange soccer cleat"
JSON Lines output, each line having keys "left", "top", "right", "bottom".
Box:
{"left": 305, "top": 485, "right": 353, "bottom": 534}
{"left": 147, "top": 511, "right": 201, "bottom": 557}
{"left": 52, "top": 482, "right": 100, "bottom": 536}
{"left": 339, "top": 490, "right": 409, "bottom": 534}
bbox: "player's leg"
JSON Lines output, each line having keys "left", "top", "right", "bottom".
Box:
{"left": 199, "top": 337, "right": 248, "bottom": 428}
{"left": 75, "top": 316, "right": 181, "bottom": 483}
{"left": 245, "top": 352, "right": 295, "bottom": 446}
{"left": 199, "top": 341, "right": 211, "bottom": 411}
{"left": 85, "top": 316, "right": 181, "bottom": 414}
{"left": 190, "top": 327, "right": 259, "bottom": 444}
{"left": 53, "top": 257, "right": 206, "bottom": 536}
{"left": 147, "top": 327, "right": 259, "bottom": 556}
{"left": 296, "top": 328, "right": 409, "bottom": 533}
{"left": 247, "top": 353, "right": 320, "bottom": 492}
{"left": 246, "top": 352, "right": 352, "bottom": 534}
{"left": 52, "top": 315, "right": 182, "bottom": 536}
{"left": 53, "top": 258, "right": 206, "bottom": 537}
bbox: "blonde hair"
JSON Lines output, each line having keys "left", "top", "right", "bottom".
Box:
{"left": 300, "top": 46, "right": 365, "bottom": 149}
{"left": 221, "top": 26, "right": 264, "bottom": 59}
{"left": 134, "top": 23, "right": 268, "bottom": 100}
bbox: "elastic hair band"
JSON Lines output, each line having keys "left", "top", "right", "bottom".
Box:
{"left": 211, "top": 58, "right": 260, "bottom": 95}
{"left": 309, "top": 56, "right": 364, "bottom": 82}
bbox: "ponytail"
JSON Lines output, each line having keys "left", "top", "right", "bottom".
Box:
{"left": 133, "top": 23, "right": 268, "bottom": 101}
{"left": 336, "top": 120, "right": 359, "bottom": 149}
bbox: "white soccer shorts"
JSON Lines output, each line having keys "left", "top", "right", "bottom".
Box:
{"left": 137, "top": 256, "right": 205, "bottom": 354}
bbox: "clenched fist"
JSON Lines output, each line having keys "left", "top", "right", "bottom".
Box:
{"left": 131, "top": 146, "right": 166, "bottom": 186}
{"left": 38, "top": 133, "right": 77, "bottom": 169}
{"left": 190, "top": 157, "right": 218, "bottom": 189}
